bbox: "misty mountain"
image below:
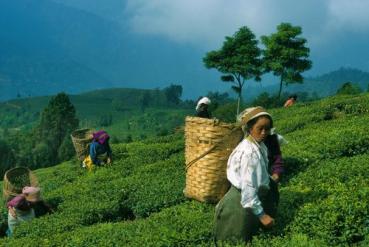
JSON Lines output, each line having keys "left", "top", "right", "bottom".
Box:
{"left": 2, "top": 1, "right": 368, "bottom": 102}
{"left": 284, "top": 67, "right": 369, "bottom": 96}
{"left": 243, "top": 67, "right": 369, "bottom": 100}
{"left": 0, "top": 0, "right": 220, "bottom": 101}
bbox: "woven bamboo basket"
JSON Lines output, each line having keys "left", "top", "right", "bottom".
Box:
{"left": 184, "top": 116, "right": 243, "bottom": 203}
{"left": 71, "top": 128, "right": 94, "bottom": 161}
{"left": 3, "top": 167, "right": 38, "bottom": 200}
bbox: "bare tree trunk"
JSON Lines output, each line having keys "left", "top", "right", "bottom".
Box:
{"left": 237, "top": 96, "right": 240, "bottom": 117}
{"left": 237, "top": 87, "right": 243, "bottom": 118}
{"left": 278, "top": 75, "right": 284, "bottom": 100}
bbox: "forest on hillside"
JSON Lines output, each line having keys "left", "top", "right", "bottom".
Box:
{"left": 0, "top": 81, "right": 365, "bottom": 178}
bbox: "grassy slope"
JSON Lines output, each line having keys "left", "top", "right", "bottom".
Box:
{"left": 1, "top": 94, "right": 369, "bottom": 246}
{"left": 0, "top": 88, "right": 192, "bottom": 140}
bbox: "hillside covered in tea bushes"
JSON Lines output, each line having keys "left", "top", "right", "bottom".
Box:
{"left": 1, "top": 94, "right": 369, "bottom": 246}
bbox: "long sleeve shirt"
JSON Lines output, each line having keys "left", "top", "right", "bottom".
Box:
{"left": 264, "top": 134, "right": 284, "bottom": 176}
{"left": 89, "top": 141, "right": 112, "bottom": 165}
{"left": 7, "top": 195, "right": 32, "bottom": 211}
{"left": 227, "top": 136, "right": 270, "bottom": 216}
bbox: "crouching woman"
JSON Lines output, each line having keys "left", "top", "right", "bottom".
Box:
{"left": 214, "top": 106, "right": 275, "bottom": 244}
{"left": 83, "top": 130, "right": 112, "bottom": 170}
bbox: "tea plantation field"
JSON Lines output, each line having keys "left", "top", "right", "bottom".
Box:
{"left": 1, "top": 94, "right": 369, "bottom": 246}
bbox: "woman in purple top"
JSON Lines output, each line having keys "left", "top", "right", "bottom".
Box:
{"left": 263, "top": 133, "right": 284, "bottom": 217}
{"left": 89, "top": 130, "right": 112, "bottom": 166}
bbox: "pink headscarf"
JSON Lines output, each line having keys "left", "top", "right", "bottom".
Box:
{"left": 22, "top": 186, "right": 41, "bottom": 202}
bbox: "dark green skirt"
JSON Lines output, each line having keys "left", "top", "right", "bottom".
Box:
{"left": 214, "top": 180, "right": 279, "bottom": 244}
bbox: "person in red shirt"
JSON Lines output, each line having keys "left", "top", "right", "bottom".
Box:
{"left": 284, "top": 95, "right": 297, "bottom": 107}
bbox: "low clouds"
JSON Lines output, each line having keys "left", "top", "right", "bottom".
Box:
{"left": 124, "top": 0, "right": 369, "bottom": 73}
{"left": 124, "top": 0, "right": 369, "bottom": 47}
{"left": 327, "top": 0, "right": 369, "bottom": 33}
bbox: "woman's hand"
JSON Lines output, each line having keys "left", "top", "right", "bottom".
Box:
{"left": 271, "top": 173, "right": 280, "bottom": 183}
{"left": 8, "top": 207, "right": 17, "bottom": 219}
{"left": 107, "top": 157, "right": 112, "bottom": 165}
{"left": 259, "top": 214, "right": 274, "bottom": 228}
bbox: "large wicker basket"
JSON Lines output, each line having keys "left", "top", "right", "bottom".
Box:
{"left": 71, "top": 128, "right": 94, "bottom": 161}
{"left": 184, "top": 116, "right": 243, "bottom": 203}
{"left": 3, "top": 167, "right": 38, "bottom": 200}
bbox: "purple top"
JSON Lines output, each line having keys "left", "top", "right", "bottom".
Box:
{"left": 264, "top": 134, "right": 284, "bottom": 176}
{"left": 7, "top": 195, "right": 32, "bottom": 211}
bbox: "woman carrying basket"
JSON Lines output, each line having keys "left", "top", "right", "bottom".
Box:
{"left": 195, "top": 96, "right": 211, "bottom": 119}
{"left": 83, "top": 130, "right": 112, "bottom": 170}
{"left": 7, "top": 186, "right": 53, "bottom": 236}
{"left": 214, "top": 106, "right": 276, "bottom": 244}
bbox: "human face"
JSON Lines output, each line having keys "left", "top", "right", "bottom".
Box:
{"left": 249, "top": 116, "right": 271, "bottom": 143}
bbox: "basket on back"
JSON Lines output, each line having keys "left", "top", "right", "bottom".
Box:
{"left": 3, "top": 167, "right": 38, "bottom": 200}
{"left": 71, "top": 128, "right": 94, "bottom": 161}
{"left": 184, "top": 116, "right": 243, "bottom": 203}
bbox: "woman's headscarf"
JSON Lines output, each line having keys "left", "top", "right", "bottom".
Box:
{"left": 196, "top": 97, "right": 211, "bottom": 111}
{"left": 93, "top": 130, "right": 110, "bottom": 145}
{"left": 237, "top": 106, "right": 272, "bottom": 133}
{"left": 22, "top": 186, "right": 41, "bottom": 202}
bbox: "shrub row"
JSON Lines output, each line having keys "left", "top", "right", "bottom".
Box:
{"left": 2, "top": 140, "right": 186, "bottom": 241}
{"left": 3, "top": 201, "right": 214, "bottom": 247}
{"left": 271, "top": 94, "right": 369, "bottom": 134}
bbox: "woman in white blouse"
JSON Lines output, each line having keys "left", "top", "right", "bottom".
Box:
{"left": 214, "top": 106, "right": 275, "bottom": 244}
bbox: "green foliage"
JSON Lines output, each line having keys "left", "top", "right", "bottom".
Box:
{"left": 98, "top": 114, "right": 113, "bottom": 127}
{"left": 281, "top": 155, "right": 369, "bottom": 245}
{"left": 336, "top": 82, "right": 362, "bottom": 95}
{"left": 163, "top": 84, "right": 183, "bottom": 105}
{"left": 212, "top": 102, "right": 239, "bottom": 123}
{"left": 2, "top": 94, "right": 369, "bottom": 246}
{"left": 57, "top": 135, "right": 75, "bottom": 161}
{"left": 205, "top": 91, "right": 232, "bottom": 112}
{"left": 32, "top": 142, "right": 53, "bottom": 168}
{"left": 262, "top": 23, "right": 312, "bottom": 98}
{"left": 0, "top": 139, "right": 15, "bottom": 176}
{"left": 35, "top": 92, "right": 79, "bottom": 165}
{"left": 252, "top": 92, "right": 286, "bottom": 108}
{"left": 203, "top": 26, "right": 262, "bottom": 113}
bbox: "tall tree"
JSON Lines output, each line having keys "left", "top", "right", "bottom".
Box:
{"left": 261, "top": 23, "right": 312, "bottom": 99}
{"left": 203, "top": 26, "right": 262, "bottom": 115}
{"left": 0, "top": 139, "right": 15, "bottom": 176}
{"left": 36, "top": 92, "right": 79, "bottom": 165}
{"left": 164, "top": 84, "right": 183, "bottom": 105}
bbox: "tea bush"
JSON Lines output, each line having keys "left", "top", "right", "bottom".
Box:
{"left": 271, "top": 94, "right": 369, "bottom": 134}
{"left": 1, "top": 94, "right": 369, "bottom": 246}
{"left": 4, "top": 201, "right": 214, "bottom": 247}
{"left": 281, "top": 155, "right": 369, "bottom": 245}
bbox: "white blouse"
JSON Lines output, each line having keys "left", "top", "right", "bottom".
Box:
{"left": 227, "top": 136, "right": 270, "bottom": 216}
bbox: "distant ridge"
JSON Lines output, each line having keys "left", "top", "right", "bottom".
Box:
{"left": 289, "top": 67, "right": 369, "bottom": 96}
{"left": 243, "top": 67, "right": 369, "bottom": 100}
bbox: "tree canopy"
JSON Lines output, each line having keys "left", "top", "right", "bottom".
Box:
{"left": 36, "top": 92, "right": 79, "bottom": 165}
{"left": 261, "top": 23, "right": 312, "bottom": 99}
{"left": 203, "top": 26, "right": 262, "bottom": 115}
{"left": 336, "top": 82, "right": 362, "bottom": 95}
{"left": 164, "top": 84, "right": 183, "bottom": 105}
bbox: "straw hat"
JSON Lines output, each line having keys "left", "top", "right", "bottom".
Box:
{"left": 237, "top": 106, "right": 272, "bottom": 126}
{"left": 22, "top": 186, "right": 41, "bottom": 202}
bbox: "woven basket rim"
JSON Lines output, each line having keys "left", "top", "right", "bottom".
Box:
{"left": 185, "top": 116, "right": 240, "bottom": 128}
{"left": 71, "top": 128, "right": 94, "bottom": 141}
{"left": 4, "top": 166, "right": 31, "bottom": 179}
